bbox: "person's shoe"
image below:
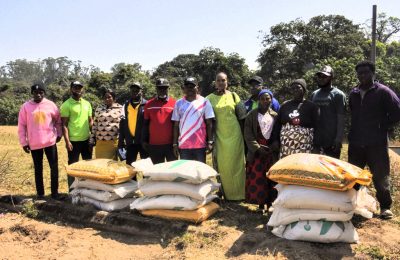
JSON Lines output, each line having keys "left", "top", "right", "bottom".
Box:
{"left": 51, "top": 193, "right": 66, "bottom": 201}
{"left": 35, "top": 194, "right": 45, "bottom": 200}
{"left": 380, "top": 209, "right": 394, "bottom": 220}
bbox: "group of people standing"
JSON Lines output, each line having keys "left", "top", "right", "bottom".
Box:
{"left": 18, "top": 60, "right": 400, "bottom": 219}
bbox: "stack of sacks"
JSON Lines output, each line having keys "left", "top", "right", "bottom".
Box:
{"left": 130, "top": 159, "right": 220, "bottom": 224}
{"left": 266, "top": 153, "right": 375, "bottom": 243}
{"left": 67, "top": 159, "right": 139, "bottom": 212}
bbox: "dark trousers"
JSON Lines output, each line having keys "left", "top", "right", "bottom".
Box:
{"left": 348, "top": 144, "right": 392, "bottom": 210}
{"left": 179, "top": 148, "right": 206, "bottom": 163}
{"left": 323, "top": 146, "right": 341, "bottom": 159}
{"left": 126, "top": 144, "right": 149, "bottom": 165}
{"left": 31, "top": 144, "right": 59, "bottom": 196}
{"left": 67, "top": 139, "right": 92, "bottom": 188}
{"left": 147, "top": 144, "right": 177, "bottom": 164}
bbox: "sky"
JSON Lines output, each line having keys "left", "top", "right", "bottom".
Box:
{"left": 0, "top": 0, "right": 399, "bottom": 72}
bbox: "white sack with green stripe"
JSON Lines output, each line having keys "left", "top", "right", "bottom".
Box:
{"left": 141, "top": 160, "right": 218, "bottom": 184}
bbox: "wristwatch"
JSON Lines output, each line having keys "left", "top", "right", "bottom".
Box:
{"left": 172, "top": 143, "right": 178, "bottom": 147}
{"left": 208, "top": 141, "right": 214, "bottom": 145}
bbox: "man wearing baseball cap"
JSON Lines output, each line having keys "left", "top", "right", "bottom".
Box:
{"left": 245, "top": 76, "right": 280, "bottom": 113}
{"left": 60, "top": 81, "right": 93, "bottom": 189}
{"left": 142, "top": 78, "right": 177, "bottom": 163}
{"left": 311, "top": 65, "right": 346, "bottom": 158}
{"left": 171, "top": 77, "right": 215, "bottom": 162}
{"left": 118, "top": 81, "right": 148, "bottom": 164}
{"left": 18, "top": 83, "right": 63, "bottom": 199}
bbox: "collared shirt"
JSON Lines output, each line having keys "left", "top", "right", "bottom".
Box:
{"left": 90, "top": 103, "right": 122, "bottom": 144}
{"left": 60, "top": 97, "right": 92, "bottom": 141}
{"left": 348, "top": 82, "right": 400, "bottom": 146}
{"left": 144, "top": 97, "right": 176, "bottom": 145}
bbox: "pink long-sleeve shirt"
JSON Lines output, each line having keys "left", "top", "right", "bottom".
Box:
{"left": 18, "top": 98, "right": 62, "bottom": 150}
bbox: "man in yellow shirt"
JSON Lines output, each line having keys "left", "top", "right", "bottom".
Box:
{"left": 118, "top": 82, "right": 148, "bottom": 165}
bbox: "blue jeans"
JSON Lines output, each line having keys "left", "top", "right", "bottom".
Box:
{"left": 179, "top": 148, "right": 206, "bottom": 163}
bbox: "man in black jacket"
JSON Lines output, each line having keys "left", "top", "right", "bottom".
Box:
{"left": 348, "top": 61, "right": 400, "bottom": 220}
{"left": 118, "top": 82, "right": 148, "bottom": 165}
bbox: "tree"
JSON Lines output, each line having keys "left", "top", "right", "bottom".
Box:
{"left": 364, "top": 13, "right": 400, "bottom": 43}
{"left": 258, "top": 15, "right": 366, "bottom": 99}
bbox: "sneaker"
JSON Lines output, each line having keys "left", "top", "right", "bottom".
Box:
{"left": 380, "top": 209, "right": 394, "bottom": 220}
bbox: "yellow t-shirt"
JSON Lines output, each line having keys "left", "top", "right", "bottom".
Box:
{"left": 128, "top": 103, "right": 139, "bottom": 137}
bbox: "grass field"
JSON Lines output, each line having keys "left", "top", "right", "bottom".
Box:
{"left": 0, "top": 125, "right": 399, "bottom": 216}
{"left": 1, "top": 125, "right": 400, "bottom": 259}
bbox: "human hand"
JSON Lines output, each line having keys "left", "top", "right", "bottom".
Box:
{"left": 23, "top": 145, "right": 30, "bottom": 154}
{"left": 66, "top": 141, "right": 73, "bottom": 152}
{"left": 173, "top": 145, "right": 179, "bottom": 158}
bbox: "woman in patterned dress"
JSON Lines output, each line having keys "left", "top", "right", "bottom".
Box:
{"left": 275, "top": 79, "right": 320, "bottom": 158}
{"left": 244, "top": 89, "right": 278, "bottom": 211}
{"left": 90, "top": 88, "right": 123, "bottom": 159}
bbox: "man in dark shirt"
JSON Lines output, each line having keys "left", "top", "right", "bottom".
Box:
{"left": 245, "top": 76, "right": 280, "bottom": 113}
{"left": 311, "top": 65, "right": 346, "bottom": 158}
{"left": 348, "top": 61, "right": 400, "bottom": 220}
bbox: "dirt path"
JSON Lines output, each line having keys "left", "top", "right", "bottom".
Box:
{"left": 1, "top": 204, "right": 399, "bottom": 260}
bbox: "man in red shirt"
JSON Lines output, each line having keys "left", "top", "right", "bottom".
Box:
{"left": 142, "top": 78, "right": 177, "bottom": 164}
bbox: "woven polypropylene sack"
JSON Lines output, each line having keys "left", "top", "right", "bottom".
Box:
{"left": 273, "top": 184, "right": 357, "bottom": 212}
{"left": 272, "top": 220, "right": 359, "bottom": 243}
{"left": 143, "top": 160, "right": 218, "bottom": 184}
{"left": 267, "top": 153, "right": 372, "bottom": 191}
{"left": 66, "top": 159, "right": 138, "bottom": 184}
{"left": 140, "top": 202, "right": 220, "bottom": 224}
{"left": 138, "top": 180, "right": 220, "bottom": 200}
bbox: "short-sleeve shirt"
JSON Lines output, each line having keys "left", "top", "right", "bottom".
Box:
{"left": 171, "top": 95, "right": 215, "bottom": 149}
{"left": 144, "top": 97, "right": 176, "bottom": 145}
{"left": 311, "top": 87, "right": 346, "bottom": 147}
{"left": 60, "top": 97, "right": 92, "bottom": 141}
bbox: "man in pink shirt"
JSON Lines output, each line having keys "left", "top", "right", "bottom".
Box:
{"left": 172, "top": 77, "right": 215, "bottom": 162}
{"left": 18, "top": 83, "right": 63, "bottom": 199}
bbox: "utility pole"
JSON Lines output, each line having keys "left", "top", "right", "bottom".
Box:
{"left": 371, "top": 5, "right": 377, "bottom": 64}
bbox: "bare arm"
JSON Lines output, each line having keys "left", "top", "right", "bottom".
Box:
{"left": 62, "top": 117, "right": 73, "bottom": 152}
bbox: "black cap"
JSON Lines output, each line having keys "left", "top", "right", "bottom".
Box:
{"left": 128, "top": 81, "right": 143, "bottom": 89}
{"left": 248, "top": 76, "right": 264, "bottom": 85}
{"left": 31, "top": 83, "right": 46, "bottom": 93}
{"left": 290, "top": 79, "right": 307, "bottom": 91}
{"left": 70, "top": 81, "right": 84, "bottom": 88}
{"left": 316, "top": 65, "right": 334, "bottom": 77}
{"left": 184, "top": 77, "right": 198, "bottom": 86}
{"left": 156, "top": 78, "right": 170, "bottom": 87}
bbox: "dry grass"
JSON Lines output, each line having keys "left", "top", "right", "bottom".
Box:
{"left": 1, "top": 126, "right": 399, "bottom": 217}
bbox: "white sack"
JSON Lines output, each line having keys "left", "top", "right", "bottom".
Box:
{"left": 70, "top": 188, "right": 121, "bottom": 202}
{"left": 130, "top": 194, "right": 218, "bottom": 211}
{"left": 354, "top": 186, "right": 377, "bottom": 218}
{"left": 273, "top": 184, "right": 356, "bottom": 212}
{"left": 267, "top": 206, "right": 353, "bottom": 227}
{"left": 272, "top": 220, "right": 359, "bottom": 243}
{"left": 71, "top": 178, "right": 138, "bottom": 198}
{"left": 142, "top": 160, "right": 218, "bottom": 184}
{"left": 72, "top": 195, "right": 135, "bottom": 212}
{"left": 139, "top": 180, "right": 220, "bottom": 200}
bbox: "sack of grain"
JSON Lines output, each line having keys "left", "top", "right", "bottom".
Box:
{"left": 130, "top": 194, "right": 218, "bottom": 211}
{"left": 267, "top": 153, "right": 372, "bottom": 191}
{"left": 142, "top": 160, "right": 218, "bottom": 184}
{"left": 267, "top": 206, "right": 353, "bottom": 227}
{"left": 72, "top": 195, "right": 135, "bottom": 212}
{"left": 272, "top": 220, "right": 359, "bottom": 243}
{"left": 70, "top": 188, "right": 122, "bottom": 202}
{"left": 140, "top": 202, "right": 220, "bottom": 224}
{"left": 273, "top": 184, "right": 356, "bottom": 212}
{"left": 138, "top": 180, "right": 220, "bottom": 201}
{"left": 66, "top": 159, "right": 138, "bottom": 184}
{"left": 71, "top": 178, "right": 138, "bottom": 198}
